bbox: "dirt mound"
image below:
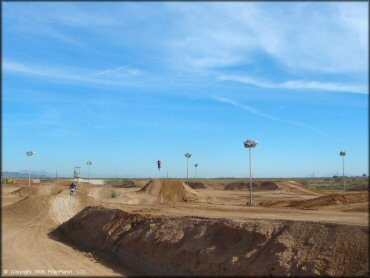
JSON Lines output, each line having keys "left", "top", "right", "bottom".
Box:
{"left": 225, "top": 181, "right": 279, "bottom": 191}
{"left": 54, "top": 206, "right": 369, "bottom": 276}
{"left": 3, "top": 185, "right": 62, "bottom": 197}
{"left": 260, "top": 192, "right": 369, "bottom": 209}
{"left": 348, "top": 184, "right": 369, "bottom": 191}
{"left": 186, "top": 181, "right": 225, "bottom": 190}
{"left": 2, "top": 186, "right": 29, "bottom": 197}
{"left": 87, "top": 187, "right": 117, "bottom": 200}
{"left": 134, "top": 180, "right": 151, "bottom": 188}
{"left": 49, "top": 189, "right": 85, "bottom": 224}
{"left": 111, "top": 181, "right": 137, "bottom": 188}
{"left": 186, "top": 182, "right": 208, "bottom": 189}
{"left": 290, "top": 192, "right": 368, "bottom": 209}
{"left": 138, "top": 180, "right": 200, "bottom": 204}
{"left": 276, "top": 181, "right": 322, "bottom": 196}
{"left": 224, "top": 182, "right": 247, "bottom": 190}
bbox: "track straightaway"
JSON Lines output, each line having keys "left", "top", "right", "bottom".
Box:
{"left": 2, "top": 185, "right": 127, "bottom": 276}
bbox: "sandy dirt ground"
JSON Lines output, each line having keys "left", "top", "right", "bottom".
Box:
{"left": 2, "top": 179, "right": 369, "bottom": 276}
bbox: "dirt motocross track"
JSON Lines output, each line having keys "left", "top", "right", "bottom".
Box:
{"left": 2, "top": 180, "right": 369, "bottom": 276}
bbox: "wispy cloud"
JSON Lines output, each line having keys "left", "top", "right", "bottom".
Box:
{"left": 4, "top": 2, "right": 367, "bottom": 87}
{"left": 213, "top": 96, "right": 331, "bottom": 137}
{"left": 165, "top": 2, "right": 367, "bottom": 73}
{"left": 218, "top": 74, "right": 368, "bottom": 94}
{"left": 95, "top": 66, "right": 141, "bottom": 77}
{"left": 3, "top": 61, "right": 143, "bottom": 87}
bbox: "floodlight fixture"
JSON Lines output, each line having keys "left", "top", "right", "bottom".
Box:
{"left": 185, "top": 152, "right": 192, "bottom": 182}
{"left": 243, "top": 139, "right": 258, "bottom": 206}
{"left": 87, "top": 161, "right": 93, "bottom": 184}
{"left": 194, "top": 163, "right": 198, "bottom": 179}
{"left": 26, "top": 150, "right": 36, "bottom": 187}
{"left": 339, "top": 151, "right": 346, "bottom": 191}
{"left": 243, "top": 139, "right": 258, "bottom": 148}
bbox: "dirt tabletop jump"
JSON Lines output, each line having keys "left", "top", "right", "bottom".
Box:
{"left": 2, "top": 179, "right": 369, "bottom": 276}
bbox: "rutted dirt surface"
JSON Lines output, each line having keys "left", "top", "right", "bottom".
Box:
{"left": 2, "top": 180, "right": 369, "bottom": 276}
{"left": 54, "top": 206, "right": 369, "bottom": 277}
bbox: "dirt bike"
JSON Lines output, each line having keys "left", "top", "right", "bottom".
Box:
{"left": 70, "top": 187, "right": 76, "bottom": 196}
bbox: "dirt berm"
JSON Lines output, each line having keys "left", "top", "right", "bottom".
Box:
{"left": 260, "top": 192, "right": 369, "bottom": 209}
{"left": 53, "top": 206, "right": 369, "bottom": 276}
{"left": 225, "top": 181, "right": 279, "bottom": 191}
{"left": 186, "top": 182, "right": 225, "bottom": 190}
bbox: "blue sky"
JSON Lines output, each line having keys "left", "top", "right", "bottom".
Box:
{"left": 2, "top": 2, "right": 368, "bottom": 178}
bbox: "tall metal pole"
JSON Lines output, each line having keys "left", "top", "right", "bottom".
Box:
{"left": 28, "top": 155, "right": 31, "bottom": 187}
{"left": 87, "top": 161, "right": 92, "bottom": 185}
{"left": 185, "top": 153, "right": 192, "bottom": 182}
{"left": 243, "top": 139, "right": 258, "bottom": 207}
{"left": 186, "top": 157, "right": 189, "bottom": 182}
{"left": 340, "top": 151, "right": 346, "bottom": 192}
{"left": 26, "top": 151, "right": 35, "bottom": 186}
{"left": 342, "top": 156, "right": 345, "bottom": 191}
{"left": 249, "top": 148, "right": 253, "bottom": 206}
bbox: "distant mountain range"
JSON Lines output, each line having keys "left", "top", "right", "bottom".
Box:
{"left": 2, "top": 170, "right": 54, "bottom": 179}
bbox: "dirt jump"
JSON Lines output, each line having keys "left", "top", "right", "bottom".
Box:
{"left": 224, "top": 181, "right": 280, "bottom": 191}
{"left": 2, "top": 179, "right": 369, "bottom": 276}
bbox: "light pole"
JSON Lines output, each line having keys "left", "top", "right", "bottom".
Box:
{"left": 243, "top": 139, "right": 258, "bottom": 206}
{"left": 26, "top": 151, "right": 36, "bottom": 187}
{"left": 87, "top": 161, "right": 92, "bottom": 184}
{"left": 340, "top": 151, "right": 346, "bottom": 191}
{"left": 194, "top": 163, "right": 198, "bottom": 179}
{"left": 185, "top": 152, "right": 192, "bottom": 182}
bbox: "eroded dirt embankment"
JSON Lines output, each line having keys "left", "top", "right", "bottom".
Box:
{"left": 53, "top": 206, "right": 369, "bottom": 277}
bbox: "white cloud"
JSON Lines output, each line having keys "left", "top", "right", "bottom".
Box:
{"left": 219, "top": 74, "right": 367, "bottom": 94}
{"left": 95, "top": 66, "right": 141, "bottom": 77}
{"left": 3, "top": 2, "right": 367, "bottom": 96}
{"left": 213, "top": 96, "right": 331, "bottom": 136}
{"left": 165, "top": 2, "right": 368, "bottom": 73}
{"left": 3, "top": 61, "right": 142, "bottom": 87}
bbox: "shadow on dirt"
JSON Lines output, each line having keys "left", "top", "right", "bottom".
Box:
{"left": 48, "top": 227, "right": 139, "bottom": 277}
